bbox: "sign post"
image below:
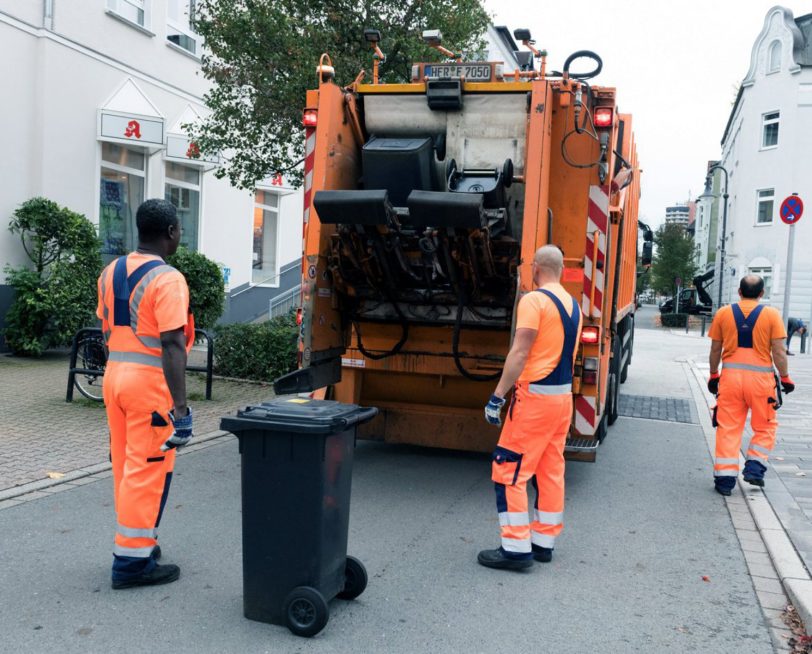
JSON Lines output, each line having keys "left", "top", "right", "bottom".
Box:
{"left": 674, "top": 276, "right": 682, "bottom": 314}
{"left": 780, "top": 194, "right": 804, "bottom": 324}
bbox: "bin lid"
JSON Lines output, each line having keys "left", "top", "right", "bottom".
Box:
{"left": 220, "top": 397, "right": 378, "bottom": 435}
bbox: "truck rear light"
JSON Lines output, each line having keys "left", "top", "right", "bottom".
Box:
{"left": 582, "top": 357, "right": 598, "bottom": 385}
{"left": 594, "top": 107, "right": 613, "bottom": 127}
{"left": 581, "top": 326, "right": 600, "bottom": 344}
{"left": 296, "top": 307, "right": 303, "bottom": 325}
{"left": 302, "top": 109, "right": 318, "bottom": 127}
{"left": 411, "top": 65, "right": 420, "bottom": 81}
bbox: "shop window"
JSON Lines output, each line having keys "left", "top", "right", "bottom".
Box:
{"left": 100, "top": 142, "right": 146, "bottom": 259}
{"left": 768, "top": 40, "right": 782, "bottom": 73}
{"left": 167, "top": 0, "right": 199, "bottom": 55}
{"left": 762, "top": 111, "right": 779, "bottom": 148}
{"left": 756, "top": 189, "right": 774, "bottom": 224}
{"left": 107, "top": 0, "right": 149, "bottom": 28}
{"left": 252, "top": 190, "right": 279, "bottom": 285}
{"left": 165, "top": 162, "right": 201, "bottom": 251}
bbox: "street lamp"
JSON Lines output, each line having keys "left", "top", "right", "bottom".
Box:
{"left": 698, "top": 163, "right": 730, "bottom": 309}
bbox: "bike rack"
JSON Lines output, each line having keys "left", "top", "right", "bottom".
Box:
{"left": 66, "top": 327, "right": 215, "bottom": 402}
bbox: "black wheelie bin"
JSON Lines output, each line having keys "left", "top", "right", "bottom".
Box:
{"left": 220, "top": 397, "right": 377, "bottom": 638}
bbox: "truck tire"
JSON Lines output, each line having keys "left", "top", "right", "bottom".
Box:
{"left": 607, "top": 338, "right": 620, "bottom": 426}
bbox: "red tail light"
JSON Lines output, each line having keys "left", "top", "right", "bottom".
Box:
{"left": 302, "top": 109, "right": 318, "bottom": 127}
{"left": 581, "top": 326, "right": 600, "bottom": 344}
{"left": 296, "top": 307, "right": 303, "bottom": 325}
{"left": 582, "top": 370, "right": 598, "bottom": 385}
{"left": 594, "top": 107, "right": 613, "bottom": 128}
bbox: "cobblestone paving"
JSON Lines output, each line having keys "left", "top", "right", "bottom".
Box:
{"left": 0, "top": 352, "right": 273, "bottom": 491}
{"left": 618, "top": 394, "right": 697, "bottom": 424}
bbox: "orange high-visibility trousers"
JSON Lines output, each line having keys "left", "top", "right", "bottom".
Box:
{"left": 104, "top": 362, "right": 176, "bottom": 571}
{"left": 492, "top": 382, "right": 572, "bottom": 556}
{"left": 714, "top": 352, "right": 778, "bottom": 481}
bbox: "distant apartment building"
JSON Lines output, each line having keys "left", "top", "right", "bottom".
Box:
{"left": 664, "top": 203, "right": 692, "bottom": 229}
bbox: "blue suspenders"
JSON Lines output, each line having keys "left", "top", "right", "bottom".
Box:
{"left": 533, "top": 289, "right": 581, "bottom": 386}
{"left": 730, "top": 303, "right": 764, "bottom": 349}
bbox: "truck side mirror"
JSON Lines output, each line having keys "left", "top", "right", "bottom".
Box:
{"left": 641, "top": 242, "right": 652, "bottom": 267}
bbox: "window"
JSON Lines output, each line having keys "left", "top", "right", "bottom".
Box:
{"left": 253, "top": 191, "right": 279, "bottom": 285}
{"left": 107, "top": 0, "right": 149, "bottom": 28}
{"left": 768, "top": 40, "right": 782, "bottom": 73}
{"left": 748, "top": 266, "right": 773, "bottom": 298}
{"left": 167, "top": 0, "right": 199, "bottom": 55}
{"left": 165, "top": 162, "right": 201, "bottom": 251}
{"left": 100, "top": 142, "right": 146, "bottom": 258}
{"left": 756, "top": 189, "right": 774, "bottom": 224}
{"left": 762, "top": 111, "right": 779, "bottom": 148}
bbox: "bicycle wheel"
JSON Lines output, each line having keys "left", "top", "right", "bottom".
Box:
{"left": 74, "top": 334, "right": 107, "bottom": 401}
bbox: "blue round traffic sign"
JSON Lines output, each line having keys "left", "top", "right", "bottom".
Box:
{"left": 780, "top": 195, "right": 804, "bottom": 225}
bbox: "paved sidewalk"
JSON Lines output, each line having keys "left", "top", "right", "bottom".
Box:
{"left": 0, "top": 352, "right": 272, "bottom": 492}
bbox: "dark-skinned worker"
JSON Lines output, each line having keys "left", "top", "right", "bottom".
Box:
{"left": 478, "top": 245, "right": 582, "bottom": 570}
{"left": 97, "top": 199, "right": 195, "bottom": 589}
{"left": 707, "top": 275, "right": 794, "bottom": 496}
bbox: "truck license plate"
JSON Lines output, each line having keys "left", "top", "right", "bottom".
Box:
{"left": 424, "top": 64, "right": 492, "bottom": 82}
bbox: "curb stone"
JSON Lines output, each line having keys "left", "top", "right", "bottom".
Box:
{"left": 686, "top": 357, "right": 812, "bottom": 634}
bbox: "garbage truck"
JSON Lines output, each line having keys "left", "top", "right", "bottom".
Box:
{"left": 275, "top": 29, "right": 649, "bottom": 462}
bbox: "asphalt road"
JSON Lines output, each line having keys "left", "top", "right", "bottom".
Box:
{"left": 0, "top": 326, "right": 773, "bottom": 653}
{"left": 635, "top": 303, "right": 661, "bottom": 330}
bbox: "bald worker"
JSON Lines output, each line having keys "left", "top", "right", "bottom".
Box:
{"left": 479, "top": 245, "right": 582, "bottom": 570}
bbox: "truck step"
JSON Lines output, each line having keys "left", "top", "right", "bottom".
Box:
{"left": 564, "top": 438, "right": 599, "bottom": 453}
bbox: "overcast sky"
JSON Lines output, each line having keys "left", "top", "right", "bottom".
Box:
{"left": 485, "top": 0, "right": 807, "bottom": 227}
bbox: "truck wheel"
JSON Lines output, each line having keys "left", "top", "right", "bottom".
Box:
{"left": 283, "top": 586, "right": 329, "bottom": 638}
{"left": 337, "top": 556, "right": 368, "bottom": 600}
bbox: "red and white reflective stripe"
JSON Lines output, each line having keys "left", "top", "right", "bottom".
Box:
{"left": 302, "top": 127, "right": 317, "bottom": 235}
{"left": 582, "top": 185, "right": 609, "bottom": 318}
{"left": 574, "top": 395, "right": 597, "bottom": 435}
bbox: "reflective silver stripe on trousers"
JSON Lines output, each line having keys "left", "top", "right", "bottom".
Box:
{"left": 129, "top": 265, "right": 176, "bottom": 350}
{"left": 715, "top": 457, "right": 740, "bottom": 466}
{"left": 747, "top": 454, "right": 768, "bottom": 462}
{"left": 749, "top": 443, "right": 771, "bottom": 456}
{"left": 714, "top": 469, "right": 738, "bottom": 477}
{"left": 499, "top": 512, "right": 530, "bottom": 527}
{"left": 113, "top": 544, "right": 154, "bottom": 558}
{"left": 107, "top": 351, "right": 163, "bottom": 368}
{"left": 533, "top": 509, "right": 563, "bottom": 526}
{"left": 528, "top": 383, "right": 572, "bottom": 395}
{"left": 500, "top": 537, "right": 532, "bottom": 553}
{"left": 531, "top": 533, "right": 556, "bottom": 548}
{"left": 117, "top": 523, "right": 157, "bottom": 539}
{"left": 723, "top": 362, "right": 774, "bottom": 373}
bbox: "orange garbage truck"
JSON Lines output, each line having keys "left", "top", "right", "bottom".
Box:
{"left": 274, "top": 31, "right": 650, "bottom": 462}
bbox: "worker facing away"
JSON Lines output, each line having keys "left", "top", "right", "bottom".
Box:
{"left": 786, "top": 317, "right": 807, "bottom": 355}
{"left": 97, "top": 199, "right": 195, "bottom": 589}
{"left": 707, "top": 275, "right": 794, "bottom": 496}
{"left": 479, "top": 245, "right": 583, "bottom": 571}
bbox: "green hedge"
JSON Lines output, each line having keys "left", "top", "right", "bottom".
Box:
{"left": 214, "top": 311, "right": 298, "bottom": 382}
{"left": 661, "top": 313, "right": 688, "bottom": 328}
{"left": 167, "top": 247, "right": 225, "bottom": 330}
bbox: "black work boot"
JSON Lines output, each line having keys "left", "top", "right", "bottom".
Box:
{"left": 152, "top": 545, "right": 162, "bottom": 561}
{"left": 532, "top": 545, "right": 553, "bottom": 563}
{"left": 112, "top": 563, "right": 180, "bottom": 590}
{"left": 477, "top": 548, "right": 533, "bottom": 571}
{"left": 743, "top": 460, "right": 767, "bottom": 487}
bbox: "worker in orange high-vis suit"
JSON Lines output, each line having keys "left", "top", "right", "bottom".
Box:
{"left": 707, "top": 274, "right": 794, "bottom": 497}
{"left": 97, "top": 199, "right": 195, "bottom": 589}
{"left": 479, "top": 245, "right": 582, "bottom": 570}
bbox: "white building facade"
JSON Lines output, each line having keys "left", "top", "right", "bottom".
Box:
{"left": 0, "top": 0, "right": 303, "bottom": 350}
{"left": 716, "top": 6, "right": 812, "bottom": 319}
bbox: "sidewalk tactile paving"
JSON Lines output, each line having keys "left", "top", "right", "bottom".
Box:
{"left": 618, "top": 394, "right": 697, "bottom": 424}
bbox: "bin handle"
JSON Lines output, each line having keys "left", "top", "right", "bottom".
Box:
{"left": 339, "top": 407, "right": 379, "bottom": 429}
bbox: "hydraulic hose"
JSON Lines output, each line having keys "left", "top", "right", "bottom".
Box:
{"left": 353, "top": 293, "right": 409, "bottom": 360}
{"left": 452, "top": 297, "right": 501, "bottom": 382}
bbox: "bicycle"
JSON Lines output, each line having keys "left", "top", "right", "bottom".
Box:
{"left": 73, "top": 330, "right": 107, "bottom": 401}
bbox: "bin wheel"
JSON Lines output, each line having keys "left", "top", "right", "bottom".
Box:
{"left": 283, "top": 586, "right": 329, "bottom": 637}
{"left": 337, "top": 555, "right": 368, "bottom": 600}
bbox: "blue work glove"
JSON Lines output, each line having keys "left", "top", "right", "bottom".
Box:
{"left": 161, "top": 407, "right": 194, "bottom": 451}
{"left": 484, "top": 395, "right": 507, "bottom": 426}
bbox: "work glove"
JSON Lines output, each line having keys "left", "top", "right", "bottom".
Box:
{"left": 161, "top": 407, "right": 194, "bottom": 451}
{"left": 484, "top": 395, "right": 507, "bottom": 426}
{"left": 707, "top": 372, "right": 720, "bottom": 396}
{"left": 780, "top": 376, "right": 796, "bottom": 394}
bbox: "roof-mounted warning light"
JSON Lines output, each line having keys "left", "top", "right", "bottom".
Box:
{"left": 364, "top": 28, "right": 386, "bottom": 84}
{"left": 422, "top": 29, "right": 462, "bottom": 62}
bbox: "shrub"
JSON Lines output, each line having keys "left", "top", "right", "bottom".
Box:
{"left": 660, "top": 313, "right": 688, "bottom": 328}
{"left": 214, "top": 310, "right": 298, "bottom": 382}
{"left": 167, "top": 247, "right": 225, "bottom": 330}
{"left": 3, "top": 198, "right": 102, "bottom": 356}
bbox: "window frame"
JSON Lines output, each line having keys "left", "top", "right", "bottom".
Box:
{"left": 166, "top": 0, "right": 201, "bottom": 58}
{"left": 767, "top": 39, "right": 782, "bottom": 74}
{"left": 761, "top": 111, "right": 780, "bottom": 150}
{"left": 755, "top": 188, "right": 775, "bottom": 226}
{"left": 748, "top": 265, "right": 773, "bottom": 299}
{"left": 99, "top": 142, "right": 148, "bottom": 258}
{"left": 252, "top": 190, "right": 281, "bottom": 287}
{"left": 106, "top": 0, "right": 153, "bottom": 33}
{"left": 164, "top": 162, "right": 202, "bottom": 251}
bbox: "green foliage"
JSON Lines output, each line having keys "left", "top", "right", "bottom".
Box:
{"left": 4, "top": 198, "right": 102, "bottom": 356}
{"left": 214, "top": 311, "right": 298, "bottom": 382}
{"left": 650, "top": 224, "right": 698, "bottom": 296}
{"left": 189, "top": 0, "right": 491, "bottom": 189}
{"left": 660, "top": 313, "right": 688, "bottom": 328}
{"left": 167, "top": 247, "right": 225, "bottom": 329}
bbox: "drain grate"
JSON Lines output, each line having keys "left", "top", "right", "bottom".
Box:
{"left": 618, "top": 394, "right": 697, "bottom": 424}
